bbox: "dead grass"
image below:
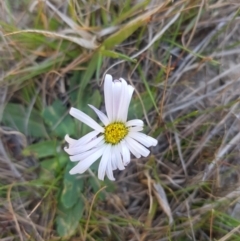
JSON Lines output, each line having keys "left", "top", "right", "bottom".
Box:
{"left": 1, "top": 0, "right": 240, "bottom": 240}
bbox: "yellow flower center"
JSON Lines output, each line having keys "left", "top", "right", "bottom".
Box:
{"left": 104, "top": 122, "right": 128, "bottom": 144}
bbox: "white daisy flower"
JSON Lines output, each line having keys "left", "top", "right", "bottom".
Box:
{"left": 64, "top": 74, "right": 158, "bottom": 181}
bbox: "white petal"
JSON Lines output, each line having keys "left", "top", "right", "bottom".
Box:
{"left": 98, "top": 144, "right": 111, "bottom": 180}
{"left": 127, "top": 85, "right": 135, "bottom": 97}
{"left": 69, "top": 146, "right": 105, "bottom": 175}
{"left": 69, "top": 145, "right": 103, "bottom": 162}
{"left": 120, "top": 140, "right": 131, "bottom": 166}
{"left": 71, "top": 130, "right": 99, "bottom": 148}
{"left": 70, "top": 107, "right": 104, "bottom": 132}
{"left": 111, "top": 147, "right": 118, "bottom": 170}
{"left": 128, "top": 132, "right": 152, "bottom": 147}
{"left": 112, "top": 82, "right": 122, "bottom": 121}
{"left": 65, "top": 134, "right": 77, "bottom": 145}
{"left": 147, "top": 136, "right": 158, "bottom": 146}
{"left": 120, "top": 78, "right": 134, "bottom": 121}
{"left": 104, "top": 74, "right": 113, "bottom": 122}
{"left": 124, "top": 138, "right": 141, "bottom": 158}
{"left": 114, "top": 144, "right": 125, "bottom": 170}
{"left": 88, "top": 104, "right": 109, "bottom": 126}
{"left": 129, "top": 126, "right": 143, "bottom": 132}
{"left": 126, "top": 119, "right": 144, "bottom": 127}
{"left": 64, "top": 136, "right": 104, "bottom": 155}
{"left": 116, "top": 78, "right": 128, "bottom": 121}
{"left": 126, "top": 137, "right": 150, "bottom": 157}
{"left": 106, "top": 156, "right": 115, "bottom": 181}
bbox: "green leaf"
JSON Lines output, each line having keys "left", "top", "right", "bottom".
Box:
{"left": 113, "top": 0, "right": 150, "bottom": 24}
{"left": 42, "top": 100, "right": 75, "bottom": 138}
{"left": 2, "top": 103, "right": 47, "bottom": 137}
{"left": 128, "top": 92, "right": 156, "bottom": 119}
{"left": 40, "top": 153, "right": 68, "bottom": 180}
{"left": 99, "top": 49, "right": 136, "bottom": 62}
{"left": 102, "top": 17, "right": 146, "bottom": 49}
{"left": 5, "top": 56, "right": 67, "bottom": 85}
{"left": 56, "top": 198, "right": 84, "bottom": 237}
{"left": 22, "top": 140, "right": 59, "bottom": 158}
{"left": 61, "top": 162, "right": 84, "bottom": 209}
{"left": 80, "top": 53, "right": 99, "bottom": 91}
{"left": 69, "top": 71, "right": 81, "bottom": 104}
{"left": 96, "top": 52, "right": 103, "bottom": 84}
{"left": 76, "top": 52, "right": 99, "bottom": 109}
{"left": 138, "top": 67, "right": 159, "bottom": 115}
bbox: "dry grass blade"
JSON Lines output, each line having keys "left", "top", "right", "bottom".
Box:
{"left": 30, "top": 0, "right": 93, "bottom": 39}
{"left": 153, "top": 182, "right": 173, "bottom": 225}
{"left": 83, "top": 186, "right": 106, "bottom": 241}
{"left": 217, "top": 224, "right": 240, "bottom": 241}
{"left": 131, "top": 4, "right": 184, "bottom": 59}
{"left": 7, "top": 184, "right": 23, "bottom": 241}
{"left": 5, "top": 30, "right": 98, "bottom": 49}
{"left": 203, "top": 131, "right": 240, "bottom": 181}
{"left": 0, "top": 86, "right": 7, "bottom": 120}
